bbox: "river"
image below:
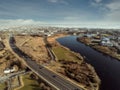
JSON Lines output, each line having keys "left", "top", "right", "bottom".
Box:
{"left": 57, "top": 36, "right": 120, "bottom": 90}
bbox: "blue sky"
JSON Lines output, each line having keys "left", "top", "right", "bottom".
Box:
{"left": 0, "top": 0, "right": 120, "bottom": 28}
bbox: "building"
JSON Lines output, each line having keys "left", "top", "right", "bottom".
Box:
{"left": 84, "top": 34, "right": 93, "bottom": 38}
{"left": 4, "top": 67, "right": 15, "bottom": 74}
{"left": 100, "top": 37, "right": 113, "bottom": 46}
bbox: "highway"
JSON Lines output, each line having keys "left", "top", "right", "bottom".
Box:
{"left": 9, "top": 36, "right": 83, "bottom": 90}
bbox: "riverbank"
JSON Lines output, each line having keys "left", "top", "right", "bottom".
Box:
{"left": 47, "top": 34, "right": 101, "bottom": 90}
{"left": 57, "top": 36, "right": 120, "bottom": 90}
{"left": 77, "top": 37, "right": 120, "bottom": 61}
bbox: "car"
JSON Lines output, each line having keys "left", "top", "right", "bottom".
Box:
{"left": 74, "top": 88, "right": 80, "bottom": 90}
{"left": 39, "top": 66, "right": 43, "bottom": 69}
{"left": 52, "top": 75, "right": 56, "bottom": 78}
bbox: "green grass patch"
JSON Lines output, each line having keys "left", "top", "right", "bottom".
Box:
{"left": 53, "top": 46, "right": 66, "bottom": 60}
{"left": 18, "top": 74, "right": 41, "bottom": 90}
{"left": 52, "top": 46, "right": 80, "bottom": 62}
{"left": 0, "top": 83, "right": 6, "bottom": 90}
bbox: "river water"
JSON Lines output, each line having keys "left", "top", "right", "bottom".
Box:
{"left": 57, "top": 36, "right": 120, "bottom": 90}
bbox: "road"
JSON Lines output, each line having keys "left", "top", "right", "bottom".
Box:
{"left": 0, "top": 71, "right": 25, "bottom": 83}
{"left": 43, "top": 35, "right": 56, "bottom": 61}
{"left": 7, "top": 78, "right": 12, "bottom": 90}
{"left": 9, "top": 36, "right": 83, "bottom": 90}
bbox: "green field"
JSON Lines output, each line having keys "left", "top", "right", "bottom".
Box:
{"left": 52, "top": 46, "right": 81, "bottom": 62}
{"left": 0, "top": 83, "right": 6, "bottom": 90}
{"left": 18, "top": 74, "right": 41, "bottom": 90}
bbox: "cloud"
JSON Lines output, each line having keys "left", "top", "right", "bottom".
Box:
{"left": 106, "top": 1, "right": 120, "bottom": 11}
{"left": 104, "top": 0, "right": 120, "bottom": 22}
{"left": 90, "top": 0, "right": 103, "bottom": 7}
{"left": 48, "top": 0, "right": 58, "bottom": 3}
{"left": 0, "top": 19, "right": 49, "bottom": 30}
{"left": 90, "top": 0, "right": 120, "bottom": 23}
{"left": 94, "top": 0, "right": 102, "bottom": 3}
{"left": 0, "top": 19, "right": 46, "bottom": 28}
{"left": 64, "top": 16, "right": 80, "bottom": 21}
{"left": 47, "top": 0, "right": 68, "bottom": 5}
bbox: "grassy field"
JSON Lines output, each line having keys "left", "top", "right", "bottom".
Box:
{"left": 52, "top": 46, "right": 81, "bottom": 62}
{"left": 0, "top": 83, "right": 6, "bottom": 90}
{"left": 18, "top": 74, "right": 41, "bottom": 90}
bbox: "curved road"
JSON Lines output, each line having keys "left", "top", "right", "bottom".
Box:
{"left": 9, "top": 36, "right": 83, "bottom": 90}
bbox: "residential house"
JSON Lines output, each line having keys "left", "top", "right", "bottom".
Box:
{"left": 100, "top": 37, "right": 113, "bottom": 46}
{"left": 4, "top": 67, "right": 15, "bottom": 74}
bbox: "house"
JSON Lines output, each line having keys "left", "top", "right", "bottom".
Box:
{"left": 100, "top": 37, "right": 113, "bottom": 46}
{"left": 117, "top": 37, "right": 120, "bottom": 41}
{"left": 4, "top": 67, "right": 15, "bottom": 74}
{"left": 0, "top": 37, "right": 2, "bottom": 41}
{"left": 84, "top": 34, "right": 93, "bottom": 38}
{"left": 73, "top": 33, "right": 77, "bottom": 35}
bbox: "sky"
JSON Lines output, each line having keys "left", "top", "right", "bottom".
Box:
{"left": 0, "top": 0, "right": 120, "bottom": 28}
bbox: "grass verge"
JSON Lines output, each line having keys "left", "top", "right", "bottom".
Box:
{"left": 0, "top": 83, "right": 6, "bottom": 90}
{"left": 52, "top": 46, "right": 81, "bottom": 62}
{"left": 18, "top": 74, "right": 41, "bottom": 90}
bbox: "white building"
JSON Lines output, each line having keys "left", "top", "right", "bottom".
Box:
{"left": 4, "top": 67, "right": 15, "bottom": 74}
{"left": 100, "top": 37, "right": 113, "bottom": 46}
{"left": 0, "top": 37, "right": 2, "bottom": 41}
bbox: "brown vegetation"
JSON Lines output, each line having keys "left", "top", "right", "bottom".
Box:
{"left": 15, "top": 35, "right": 50, "bottom": 64}
{"left": 0, "top": 50, "right": 26, "bottom": 73}
{"left": 92, "top": 45, "right": 118, "bottom": 58}
{"left": 77, "top": 37, "right": 91, "bottom": 45}
{"left": 47, "top": 34, "right": 68, "bottom": 46}
{"left": 0, "top": 35, "right": 26, "bottom": 76}
{"left": 59, "top": 60, "right": 100, "bottom": 90}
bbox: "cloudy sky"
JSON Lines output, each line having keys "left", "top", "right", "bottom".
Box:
{"left": 0, "top": 0, "right": 120, "bottom": 28}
